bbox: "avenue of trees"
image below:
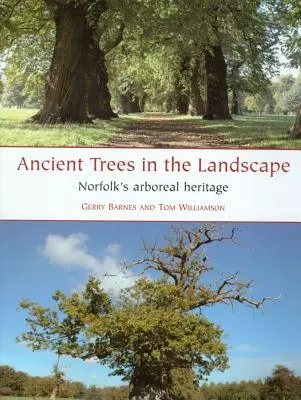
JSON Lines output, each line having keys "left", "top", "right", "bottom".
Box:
{"left": 2, "top": 73, "right": 300, "bottom": 117}
{"left": 0, "top": 0, "right": 300, "bottom": 136}
{"left": 1, "top": 364, "right": 301, "bottom": 400}
{"left": 17, "top": 225, "right": 281, "bottom": 400}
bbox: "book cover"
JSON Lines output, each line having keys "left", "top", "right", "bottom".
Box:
{"left": 0, "top": 1, "right": 301, "bottom": 400}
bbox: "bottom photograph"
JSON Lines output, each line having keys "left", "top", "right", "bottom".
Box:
{"left": 0, "top": 222, "right": 300, "bottom": 400}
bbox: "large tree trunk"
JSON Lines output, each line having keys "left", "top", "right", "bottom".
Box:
{"left": 189, "top": 58, "right": 205, "bottom": 116}
{"left": 129, "top": 370, "right": 172, "bottom": 400}
{"left": 203, "top": 45, "right": 231, "bottom": 120}
{"left": 33, "top": 1, "right": 114, "bottom": 124}
{"left": 289, "top": 105, "right": 301, "bottom": 138}
{"left": 86, "top": 38, "right": 117, "bottom": 119}
{"left": 33, "top": 4, "right": 91, "bottom": 123}
{"left": 129, "top": 368, "right": 199, "bottom": 400}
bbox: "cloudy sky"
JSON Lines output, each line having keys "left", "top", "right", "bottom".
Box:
{"left": 0, "top": 222, "right": 300, "bottom": 387}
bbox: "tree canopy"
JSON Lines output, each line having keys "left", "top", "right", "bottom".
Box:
{"left": 1, "top": 0, "right": 298, "bottom": 124}
{"left": 18, "top": 225, "right": 278, "bottom": 400}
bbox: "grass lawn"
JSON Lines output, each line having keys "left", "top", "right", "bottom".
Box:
{"left": 0, "top": 108, "right": 300, "bottom": 148}
{"left": 0, "top": 108, "right": 131, "bottom": 146}
{"left": 171, "top": 114, "right": 300, "bottom": 148}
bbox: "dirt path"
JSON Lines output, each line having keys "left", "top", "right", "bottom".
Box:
{"left": 105, "top": 115, "right": 226, "bottom": 148}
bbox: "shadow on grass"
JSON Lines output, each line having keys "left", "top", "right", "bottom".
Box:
{"left": 0, "top": 109, "right": 133, "bottom": 146}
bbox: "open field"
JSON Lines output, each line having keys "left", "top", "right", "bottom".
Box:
{"left": 0, "top": 108, "right": 299, "bottom": 148}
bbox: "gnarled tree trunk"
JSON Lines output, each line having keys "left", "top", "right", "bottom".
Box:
{"left": 289, "top": 105, "right": 301, "bottom": 138}
{"left": 203, "top": 45, "right": 231, "bottom": 120}
{"left": 33, "top": 1, "right": 114, "bottom": 124}
{"left": 86, "top": 38, "right": 117, "bottom": 119}
{"left": 129, "top": 368, "right": 199, "bottom": 400}
{"left": 129, "top": 370, "right": 172, "bottom": 400}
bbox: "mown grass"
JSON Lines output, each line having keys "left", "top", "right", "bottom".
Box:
{"left": 169, "top": 113, "right": 300, "bottom": 148}
{"left": 0, "top": 108, "right": 300, "bottom": 148}
{"left": 0, "top": 108, "right": 131, "bottom": 146}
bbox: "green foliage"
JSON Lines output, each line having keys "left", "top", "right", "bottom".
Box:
{"left": 19, "top": 276, "right": 228, "bottom": 382}
{"left": 0, "top": 366, "right": 27, "bottom": 396}
{"left": 169, "top": 369, "right": 202, "bottom": 400}
{"left": 280, "top": 79, "right": 301, "bottom": 112}
{"left": 1, "top": 0, "right": 287, "bottom": 115}
{"left": 201, "top": 379, "right": 263, "bottom": 400}
{"left": 18, "top": 225, "right": 281, "bottom": 392}
{"left": 260, "top": 365, "right": 301, "bottom": 400}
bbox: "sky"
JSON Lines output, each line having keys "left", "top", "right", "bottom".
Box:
{"left": 0, "top": 222, "right": 300, "bottom": 387}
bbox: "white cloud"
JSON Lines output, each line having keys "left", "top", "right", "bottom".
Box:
{"left": 85, "top": 357, "right": 99, "bottom": 364}
{"left": 233, "top": 344, "right": 260, "bottom": 352}
{"left": 39, "top": 233, "right": 135, "bottom": 293}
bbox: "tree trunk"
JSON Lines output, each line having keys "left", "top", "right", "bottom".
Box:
{"left": 139, "top": 93, "right": 147, "bottom": 112}
{"left": 129, "top": 367, "right": 199, "bottom": 400}
{"left": 189, "top": 58, "right": 205, "bottom": 116}
{"left": 231, "top": 88, "right": 242, "bottom": 115}
{"left": 33, "top": 1, "right": 114, "bottom": 124}
{"left": 49, "top": 385, "right": 59, "bottom": 400}
{"left": 165, "top": 98, "right": 173, "bottom": 113}
{"left": 33, "top": 4, "right": 91, "bottom": 123}
{"left": 203, "top": 46, "right": 231, "bottom": 120}
{"left": 120, "top": 93, "right": 141, "bottom": 114}
{"left": 176, "top": 93, "right": 189, "bottom": 114}
{"left": 129, "top": 371, "right": 172, "bottom": 400}
{"left": 175, "top": 57, "right": 190, "bottom": 115}
{"left": 86, "top": 38, "right": 117, "bottom": 119}
{"left": 289, "top": 105, "right": 301, "bottom": 138}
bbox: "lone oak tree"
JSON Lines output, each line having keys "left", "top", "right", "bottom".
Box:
{"left": 18, "top": 226, "right": 278, "bottom": 400}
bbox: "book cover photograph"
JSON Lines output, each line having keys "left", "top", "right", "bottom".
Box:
{"left": 0, "top": 222, "right": 300, "bottom": 399}
{"left": 0, "top": 0, "right": 301, "bottom": 400}
{"left": 0, "top": 0, "right": 300, "bottom": 147}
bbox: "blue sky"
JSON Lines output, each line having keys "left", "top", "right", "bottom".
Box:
{"left": 0, "top": 222, "right": 300, "bottom": 387}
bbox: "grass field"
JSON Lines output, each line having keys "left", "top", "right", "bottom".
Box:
{"left": 0, "top": 109, "right": 130, "bottom": 146}
{"left": 0, "top": 108, "right": 299, "bottom": 148}
{"left": 169, "top": 113, "right": 299, "bottom": 148}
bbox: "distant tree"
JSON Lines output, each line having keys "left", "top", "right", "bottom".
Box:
{"left": 280, "top": 79, "right": 301, "bottom": 113}
{"left": 0, "top": 365, "right": 27, "bottom": 396}
{"left": 245, "top": 86, "right": 275, "bottom": 114}
{"left": 260, "top": 365, "right": 301, "bottom": 400}
{"left": 85, "top": 385, "right": 101, "bottom": 400}
{"left": 2, "top": 80, "right": 27, "bottom": 108}
{"left": 60, "top": 381, "right": 86, "bottom": 398}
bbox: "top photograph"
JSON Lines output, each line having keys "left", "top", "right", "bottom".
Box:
{"left": 0, "top": 0, "right": 300, "bottom": 148}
